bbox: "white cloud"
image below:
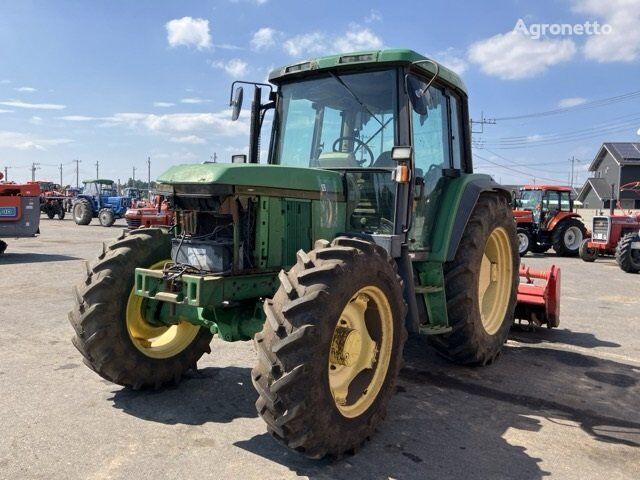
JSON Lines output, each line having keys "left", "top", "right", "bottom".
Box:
{"left": 283, "top": 26, "right": 383, "bottom": 57}
{"left": 468, "top": 31, "right": 576, "bottom": 80}
{"left": 283, "top": 32, "right": 327, "bottom": 56}
{"left": 251, "top": 27, "right": 279, "bottom": 51}
{"left": 166, "top": 17, "right": 212, "bottom": 50}
{"left": 16, "top": 86, "right": 37, "bottom": 93}
{"left": 29, "top": 116, "right": 43, "bottom": 125}
{"left": 436, "top": 48, "right": 468, "bottom": 74}
{"left": 153, "top": 101, "right": 175, "bottom": 108}
{"left": 57, "top": 115, "right": 98, "bottom": 121}
{"left": 335, "top": 26, "right": 383, "bottom": 52}
{"left": 212, "top": 58, "right": 249, "bottom": 77}
{"left": 0, "top": 130, "right": 72, "bottom": 151}
{"left": 109, "top": 111, "right": 248, "bottom": 136}
{"left": 364, "top": 9, "right": 382, "bottom": 23}
{"left": 0, "top": 109, "right": 13, "bottom": 113}
{"left": 0, "top": 100, "right": 66, "bottom": 110}
{"left": 573, "top": 0, "right": 640, "bottom": 62}
{"left": 170, "top": 135, "right": 207, "bottom": 144}
{"left": 0, "top": 79, "right": 10, "bottom": 85}
{"left": 558, "top": 97, "right": 587, "bottom": 108}
{"left": 180, "top": 97, "right": 210, "bottom": 104}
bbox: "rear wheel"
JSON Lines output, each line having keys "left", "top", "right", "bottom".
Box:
{"left": 46, "top": 206, "right": 55, "bottom": 219}
{"left": 552, "top": 218, "right": 586, "bottom": 256}
{"left": 57, "top": 203, "right": 66, "bottom": 220}
{"left": 429, "top": 193, "right": 519, "bottom": 365}
{"left": 73, "top": 199, "right": 93, "bottom": 225}
{"left": 69, "top": 229, "right": 213, "bottom": 388}
{"left": 517, "top": 228, "right": 531, "bottom": 257}
{"left": 252, "top": 237, "right": 407, "bottom": 458}
{"left": 616, "top": 232, "right": 640, "bottom": 273}
{"left": 0, "top": 240, "right": 6, "bottom": 255}
{"left": 579, "top": 238, "right": 598, "bottom": 262}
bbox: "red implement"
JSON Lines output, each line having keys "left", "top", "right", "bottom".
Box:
{"left": 515, "top": 264, "right": 561, "bottom": 328}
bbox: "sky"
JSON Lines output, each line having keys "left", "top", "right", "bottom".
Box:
{"left": 1, "top": 0, "right": 639, "bottom": 187}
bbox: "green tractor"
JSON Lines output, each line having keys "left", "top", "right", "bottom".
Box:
{"left": 70, "top": 49, "right": 519, "bottom": 458}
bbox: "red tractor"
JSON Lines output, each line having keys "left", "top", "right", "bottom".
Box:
{"left": 0, "top": 173, "right": 41, "bottom": 255}
{"left": 513, "top": 185, "right": 587, "bottom": 257}
{"left": 580, "top": 182, "right": 640, "bottom": 273}
{"left": 37, "top": 181, "right": 67, "bottom": 220}
{"left": 124, "top": 193, "right": 173, "bottom": 230}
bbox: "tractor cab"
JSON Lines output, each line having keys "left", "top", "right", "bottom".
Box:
{"left": 517, "top": 186, "right": 573, "bottom": 228}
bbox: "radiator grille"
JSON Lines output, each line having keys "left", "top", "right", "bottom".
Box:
{"left": 592, "top": 217, "right": 609, "bottom": 243}
{"left": 126, "top": 218, "right": 142, "bottom": 229}
{"left": 282, "top": 199, "right": 311, "bottom": 266}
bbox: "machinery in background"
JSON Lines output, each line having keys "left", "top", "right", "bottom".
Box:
{"left": 0, "top": 173, "right": 40, "bottom": 255}
{"left": 124, "top": 193, "right": 174, "bottom": 229}
{"left": 72, "top": 179, "right": 131, "bottom": 227}
{"left": 515, "top": 264, "right": 561, "bottom": 328}
{"left": 514, "top": 185, "right": 588, "bottom": 257}
{"left": 37, "top": 181, "right": 67, "bottom": 220}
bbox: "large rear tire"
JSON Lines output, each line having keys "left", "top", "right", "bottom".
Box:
{"left": 252, "top": 237, "right": 407, "bottom": 458}
{"left": 616, "top": 232, "right": 640, "bottom": 273}
{"left": 552, "top": 218, "right": 586, "bottom": 256}
{"left": 69, "top": 229, "right": 213, "bottom": 388}
{"left": 73, "top": 199, "right": 93, "bottom": 225}
{"left": 429, "top": 193, "right": 519, "bottom": 365}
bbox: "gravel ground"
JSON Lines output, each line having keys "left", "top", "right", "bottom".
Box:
{"left": 0, "top": 218, "right": 638, "bottom": 480}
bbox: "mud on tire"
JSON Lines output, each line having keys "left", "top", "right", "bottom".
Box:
{"left": 69, "top": 228, "right": 213, "bottom": 389}
{"left": 252, "top": 237, "right": 407, "bottom": 458}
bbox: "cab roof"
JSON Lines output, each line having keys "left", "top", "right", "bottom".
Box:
{"left": 83, "top": 179, "right": 114, "bottom": 185}
{"left": 268, "top": 49, "right": 467, "bottom": 94}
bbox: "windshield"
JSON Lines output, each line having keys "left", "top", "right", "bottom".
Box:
{"left": 519, "top": 190, "right": 542, "bottom": 209}
{"left": 272, "top": 69, "right": 398, "bottom": 169}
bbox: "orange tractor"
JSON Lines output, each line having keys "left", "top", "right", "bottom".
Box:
{"left": 513, "top": 185, "right": 588, "bottom": 257}
{"left": 124, "top": 193, "right": 173, "bottom": 230}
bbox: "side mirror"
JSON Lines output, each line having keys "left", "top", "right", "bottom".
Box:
{"left": 230, "top": 86, "right": 244, "bottom": 121}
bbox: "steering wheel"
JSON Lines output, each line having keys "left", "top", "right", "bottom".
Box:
{"left": 332, "top": 136, "right": 375, "bottom": 167}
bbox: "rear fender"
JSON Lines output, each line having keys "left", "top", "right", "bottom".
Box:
{"left": 547, "top": 212, "right": 581, "bottom": 232}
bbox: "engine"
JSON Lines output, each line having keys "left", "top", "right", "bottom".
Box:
{"left": 170, "top": 194, "right": 256, "bottom": 274}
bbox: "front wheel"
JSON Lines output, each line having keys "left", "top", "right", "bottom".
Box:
{"left": 579, "top": 238, "right": 598, "bottom": 262}
{"left": 616, "top": 232, "right": 640, "bottom": 273}
{"left": 69, "top": 229, "right": 213, "bottom": 388}
{"left": 517, "top": 228, "right": 531, "bottom": 257}
{"left": 429, "top": 193, "right": 519, "bottom": 366}
{"left": 252, "top": 237, "right": 407, "bottom": 458}
{"left": 99, "top": 208, "right": 115, "bottom": 227}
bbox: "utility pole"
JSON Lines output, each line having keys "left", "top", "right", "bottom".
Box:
{"left": 31, "top": 162, "right": 40, "bottom": 182}
{"left": 3, "top": 166, "right": 9, "bottom": 182}
{"left": 147, "top": 156, "right": 151, "bottom": 190}
{"left": 73, "top": 159, "right": 81, "bottom": 188}
{"left": 569, "top": 156, "right": 577, "bottom": 189}
{"left": 95, "top": 160, "right": 99, "bottom": 179}
{"left": 132, "top": 166, "right": 136, "bottom": 184}
{"left": 59, "top": 163, "right": 63, "bottom": 186}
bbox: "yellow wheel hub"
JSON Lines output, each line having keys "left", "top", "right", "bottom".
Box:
{"left": 478, "top": 227, "right": 513, "bottom": 335}
{"left": 328, "top": 286, "right": 393, "bottom": 418}
{"left": 126, "top": 260, "right": 200, "bottom": 359}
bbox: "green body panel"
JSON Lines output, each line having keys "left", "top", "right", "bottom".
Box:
{"left": 269, "top": 48, "right": 467, "bottom": 94}
{"left": 158, "top": 163, "right": 343, "bottom": 194}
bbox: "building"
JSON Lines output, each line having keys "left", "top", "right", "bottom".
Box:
{"left": 576, "top": 142, "right": 640, "bottom": 209}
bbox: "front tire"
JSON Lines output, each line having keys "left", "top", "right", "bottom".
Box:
{"left": 616, "top": 232, "right": 640, "bottom": 273}
{"left": 552, "top": 218, "right": 586, "bottom": 256}
{"left": 517, "top": 227, "right": 531, "bottom": 257}
{"left": 252, "top": 237, "right": 407, "bottom": 458}
{"left": 579, "top": 238, "right": 598, "bottom": 262}
{"left": 69, "top": 229, "right": 213, "bottom": 388}
{"left": 99, "top": 208, "right": 115, "bottom": 227}
{"left": 73, "top": 199, "right": 93, "bottom": 225}
{"left": 429, "top": 193, "right": 519, "bottom": 366}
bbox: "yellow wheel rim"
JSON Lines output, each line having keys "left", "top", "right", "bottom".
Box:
{"left": 328, "top": 285, "right": 393, "bottom": 418}
{"left": 126, "top": 260, "right": 200, "bottom": 359}
{"left": 478, "top": 227, "right": 513, "bottom": 335}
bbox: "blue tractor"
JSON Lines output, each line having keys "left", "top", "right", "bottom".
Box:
{"left": 72, "top": 179, "right": 131, "bottom": 227}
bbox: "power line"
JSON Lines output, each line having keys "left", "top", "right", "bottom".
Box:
{"left": 493, "top": 89, "right": 640, "bottom": 121}
{"left": 473, "top": 153, "right": 567, "bottom": 184}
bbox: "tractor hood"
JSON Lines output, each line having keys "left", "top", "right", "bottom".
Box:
{"left": 157, "top": 163, "right": 344, "bottom": 198}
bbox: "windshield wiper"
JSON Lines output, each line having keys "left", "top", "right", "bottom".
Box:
{"left": 329, "top": 72, "right": 383, "bottom": 127}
